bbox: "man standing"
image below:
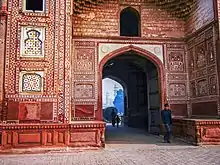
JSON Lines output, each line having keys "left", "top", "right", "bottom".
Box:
{"left": 161, "top": 104, "right": 172, "bottom": 143}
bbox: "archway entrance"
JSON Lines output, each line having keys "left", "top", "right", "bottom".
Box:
{"left": 102, "top": 78, "right": 125, "bottom": 124}
{"left": 99, "top": 46, "right": 165, "bottom": 138}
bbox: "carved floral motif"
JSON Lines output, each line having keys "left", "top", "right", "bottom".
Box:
{"left": 190, "top": 81, "right": 196, "bottom": 97}
{"left": 75, "top": 84, "right": 94, "bottom": 98}
{"left": 169, "top": 84, "right": 186, "bottom": 97}
{"left": 188, "top": 49, "right": 194, "bottom": 70}
{"left": 196, "top": 44, "right": 206, "bottom": 68}
{"left": 197, "top": 79, "right": 208, "bottom": 96}
{"left": 206, "top": 39, "right": 215, "bottom": 64}
{"left": 75, "top": 48, "right": 94, "bottom": 72}
{"left": 209, "top": 76, "right": 217, "bottom": 95}
{"left": 168, "top": 52, "right": 184, "bottom": 72}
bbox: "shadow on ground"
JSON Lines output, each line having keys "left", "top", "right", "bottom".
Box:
{"left": 105, "top": 123, "right": 191, "bottom": 147}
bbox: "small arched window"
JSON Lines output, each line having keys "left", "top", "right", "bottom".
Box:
{"left": 120, "top": 7, "right": 140, "bottom": 37}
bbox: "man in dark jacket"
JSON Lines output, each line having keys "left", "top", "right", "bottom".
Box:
{"left": 161, "top": 103, "right": 172, "bottom": 143}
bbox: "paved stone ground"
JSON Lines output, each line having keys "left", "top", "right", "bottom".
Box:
{"left": 0, "top": 125, "right": 220, "bottom": 165}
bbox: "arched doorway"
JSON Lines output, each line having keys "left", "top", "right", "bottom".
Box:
{"left": 102, "top": 77, "right": 126, "bottom": 123}
{"left": 99, "top": 46, "right": 165, "bottom": 134}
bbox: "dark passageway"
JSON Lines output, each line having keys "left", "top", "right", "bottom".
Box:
{"left": 102, "top": 51, "right": 161, "bottom": 135}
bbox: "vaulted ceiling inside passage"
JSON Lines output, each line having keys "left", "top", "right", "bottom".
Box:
{"left": 73, "top": 0, "right": 197, "bottom": 20}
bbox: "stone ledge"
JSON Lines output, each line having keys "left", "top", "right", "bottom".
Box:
{"left": 0, "top": 121, "right": 105, "bottom": 130}
{"left": 0, "top": 121, "right": 106, "bottom": 150}
{"left": 172, "top": 118, "right": 220, "bottom": 145}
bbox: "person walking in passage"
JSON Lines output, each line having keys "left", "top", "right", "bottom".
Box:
{"left": 161, "top": 103, "right": 172, "bottom": 143}
{"left": 111, "top": 110, "right": 116, "bottom": 127}
{"left": 115, "top": 114, "right": 121, "bottom": 128}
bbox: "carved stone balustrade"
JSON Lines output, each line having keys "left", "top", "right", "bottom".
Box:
{"left": 172, "top": 118, "right": 220, "bottom": 145}
{"left": 0, "top": 121, "right": 105, "bottom": 149}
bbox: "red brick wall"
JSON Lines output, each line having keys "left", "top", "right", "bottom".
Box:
{"left": 186, "top": 25, "right": 218, "bottom": 116}
{"left": 185, "top": 0, "right": 218, "bottom": 117}
{"left": 72, "top": 0, "right": 185, "bottom": 38}
{"left": 3, "top": 0, "right": 62, "bottom": 122}
{"left": 141, "top": 6, "right": 185, "bottom": 38}
{"left": 185, "top": 0, "right": 215, "bottom": 35}
{"left": 73, "top": 1, "right": 119, "bottom": 37}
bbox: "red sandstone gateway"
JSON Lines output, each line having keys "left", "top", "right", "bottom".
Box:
{"left": 0, "top": 0, "right": 220, "bottom": 149}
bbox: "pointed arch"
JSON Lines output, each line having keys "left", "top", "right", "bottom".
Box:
{"left": 97, "top": 45, "right": 165, "bottom": 120}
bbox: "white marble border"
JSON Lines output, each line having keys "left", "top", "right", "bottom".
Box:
{"left": 98, "top": 43, "right": 163, "bottom": 63}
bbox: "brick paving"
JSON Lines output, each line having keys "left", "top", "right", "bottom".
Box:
{"left": 0, "top": 125, "right": 220, "bottom": 165}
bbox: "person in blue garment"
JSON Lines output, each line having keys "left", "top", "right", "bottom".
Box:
{"left": 161, "top": 103, "right": 172, "bottom": 143}
{"left": 113, "top": 89, "right": 124, "bottom": 114}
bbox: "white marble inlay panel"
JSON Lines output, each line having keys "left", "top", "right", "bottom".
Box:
{"left": 98, "top": 43, "right": 163, "bottom": 63}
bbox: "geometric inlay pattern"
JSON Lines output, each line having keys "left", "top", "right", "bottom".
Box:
{"left": 20, "top": 26, "right": 45, "bottom": 57}
{"left": 75, "top": 84, "right": 94, "bottom": 98}
{"left": 20, "top": 71, "right": 44, "bottom": 93}
{"left": 169, "top": 84, "right": 186, "bottom": 97}
{"left": 168, "top": 52, "right": 184, "bottom": 72}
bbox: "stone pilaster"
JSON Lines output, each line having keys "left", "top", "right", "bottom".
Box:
{"left": 0, "top": 0, "right": 7, "bottom": 121}
{"left": 216, "top": 0, "right": 220, "bottom": 117}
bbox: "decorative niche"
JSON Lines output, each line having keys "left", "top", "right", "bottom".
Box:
{"left": 20, "top": 26, "right": 45, "bottom": 58}
{"left": 19, "top": 71, "right": 44, "bottom": 94}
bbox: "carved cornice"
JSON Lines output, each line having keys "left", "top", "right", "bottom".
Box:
{"left": 0, "top": 122, "right": 106, "bottom": 130}
{"left": 69, "top": 122, "right": 105, "bottom": 128}
{"left": 173, "top": 117, "right": 220, "bottom": 125}
{"left": 195, "top": 120, "right": 220, "bottom": 125}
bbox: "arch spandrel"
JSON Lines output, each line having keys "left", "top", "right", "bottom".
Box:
{"left": 98, "top": 44, "right": 163, "bottom": 64}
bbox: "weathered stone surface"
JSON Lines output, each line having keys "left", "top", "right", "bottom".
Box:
{"left": 0, "top": 0, "right": 220, "bottom": 149}
{"left": 0, "top": 121, "right": 105, "bottom": 149}
{"left": 173, "top": 118, "right": 220, "bottom": 145}
{"left": 0, "top": 126, "right": 220, "bottom": 165}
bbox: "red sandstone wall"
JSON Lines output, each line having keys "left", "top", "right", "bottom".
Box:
{"left": 3, "top": 0, "right": 62, "bottom": 123}
{"left": 71, "top": 41, "right": 98, "bottom": 121}
{"left": 72, "top": 0, "right": 185, "bottom": 38}
{"left": 0, "top": 0, "right": 7, "bottom": 121}
{"left": 186, "top": 0, "right": 219, "bottom": 116}
{"left": 72, "top": 0, "right": 188, "bottom": 118}
{"left": 185, "top": 0, "right": 215, "bottom": 35}
{"left": 165, "top": 43, "right": 188, "bottom": 117}
{"left": 3, "top": 0, "right": 220, "bottom": 124}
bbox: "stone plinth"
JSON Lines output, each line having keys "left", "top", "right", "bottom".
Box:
{"left": 0, "top": 121, "right": 105, "bottom": 149}
{"left": 173, "top": 118, "right": 220, "bottom": 145}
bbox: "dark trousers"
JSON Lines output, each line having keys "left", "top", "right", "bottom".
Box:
{"left": 164, "top": 124, "right": 172, "bottom": 142}
{"left": 116, "top": 121, "right": 119, "bottom": 127}
{"left": 112, "top": 119, "right": 115, "bottom": 127}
